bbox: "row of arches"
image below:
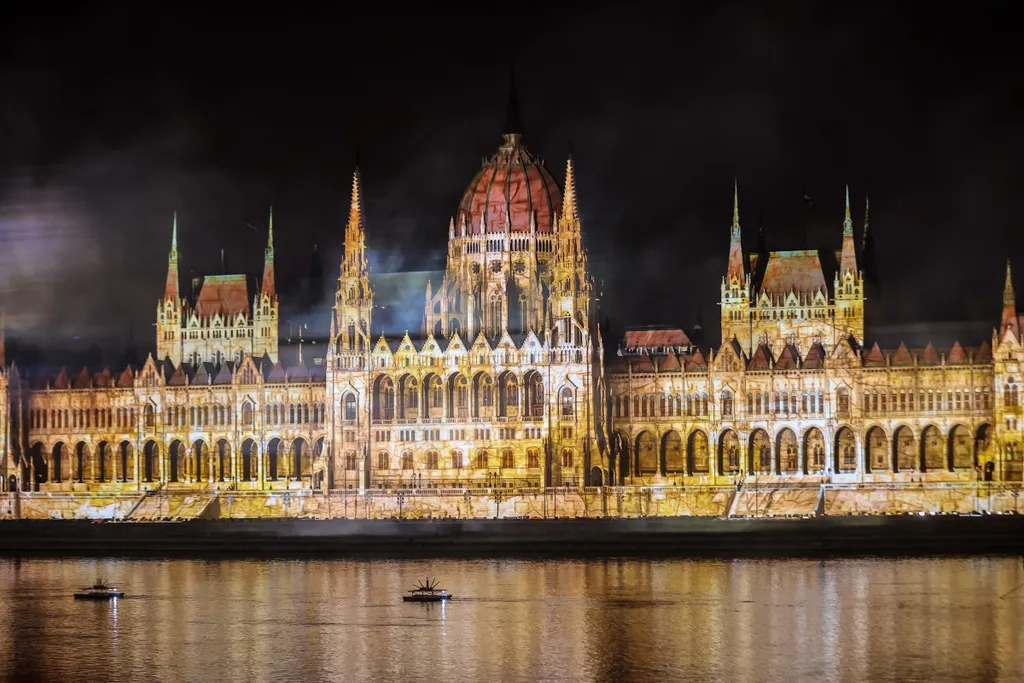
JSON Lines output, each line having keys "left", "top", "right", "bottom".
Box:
{"left": 612, "top": 423, "right": 990, "bottom": 479}
{"left": 25, "top": 437, "right": 326, "bottom": 489}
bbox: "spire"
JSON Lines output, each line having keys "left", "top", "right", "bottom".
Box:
{"left": 732, "top": 178, "right": 740, "bottom": 239}
{"left": 1002, "top": 259, "right": 1019, "bottom": 339}
{"left": 839, "top": 186, "right": 858, "bottom": 277}
{"left": 342, "top": 166, "right": 368, "bottom": 277}
{"left": 261, "top": 206, "right": 276, "bottom": 299}
{"left": 562, "top": 155, "right": 578, "bottom": 223}
{"left": 843, "top": 184, "right": 853, "bottom": 236}
{"left": 726, "top": 180, "right": 744, "bottom": 283}
{"left": 164, "top": 212, "right": 179, "bottom": 301}
{"left": 267, "top": 205, "right": 274, "bottom": 251}
{"left": 504, "top": 67, "right": 523, "bottom": 136}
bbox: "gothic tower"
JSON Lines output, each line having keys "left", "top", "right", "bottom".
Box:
{"left": 833, "top": 185, "right": 865, "bottom": 344}
{"left": 720, "top": 181, "right": 752, "bottom": 349}
{"left": 156, "top": 213, "right": 183, "bottom": 364}
{"left": 327, "top": 168, "right": 374, "bottom": 491}
{"left": 253, "top": 208, "right": 279, "bottom": 360}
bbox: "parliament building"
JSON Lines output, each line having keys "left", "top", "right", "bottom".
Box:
{"left": 1, "top": 104, "right": 1022, "bottom": 496}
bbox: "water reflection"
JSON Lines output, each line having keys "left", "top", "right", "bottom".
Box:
{"left": 0, "top": 557, "right": 1021, "bottom": 682}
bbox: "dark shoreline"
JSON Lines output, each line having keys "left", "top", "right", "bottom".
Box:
{"left": 2, "top": 515, "right": 1023, "bottom": 559}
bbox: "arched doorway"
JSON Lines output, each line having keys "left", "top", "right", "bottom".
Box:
{"left": 949, "top": 425, "right": 973, "bottom": 470}
{"left": 30, "top": 443, "right": 46, "bottom": 487}
{"left": 834, "top": 427, "right": 856, "bottom": 473}
{"left": 750, "top": 429, "right": 771, "bottom": 474}
{"left": 292, "top": 438, "right": 310, "bottom": 484}
{"left": 719, "top": 430, "right": 740, "bottom": 475}
{"left": 921, "top": 425, "right": 944, "bottom": 472}
{"left": 662, "top": 430, "right": 683, "bottom": 474}
{"left": 143, "top": 441, "right": 159, "bottom": 482}
{"left": 688, "top": 430, "right": 710, "bottom": 474}
{"left": 590, "top": 466, "right": 603, "bottom": 486}
{"left": 241, "top": 439, "right": 257, "bottom": 481}
{"left": 635, "top": 431, "right": 657, "bottom": 475}
{"left": 168, "top": 440, "right": 185, "bottom": 482}
{"left": 866, "top": 426, "right": 888, "bottom": 472}
{"left": 215, "top": 440, "right": 230, "bottom": 481}
{"left": 893, "top": 426, "right": 915, "bottom": 472}
{"left": 777, "top": 429, "right": 798, "bottom": 474}
{"left": 803, "top": 428, "right": 825, "bottom": 474}
{"left": 267, "top": 438, "right": 282, "bottom": 480}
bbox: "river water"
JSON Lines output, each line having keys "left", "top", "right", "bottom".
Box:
{"left": 1, "top": 557, "right": 1022, "bottom": 682}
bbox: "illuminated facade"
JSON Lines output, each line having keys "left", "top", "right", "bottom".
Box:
{"left": 0, "top": 117, "right": 1021, "bottom": 497}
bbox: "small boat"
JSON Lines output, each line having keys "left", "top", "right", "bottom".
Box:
{"left": 74, "top": 582, "right": 125, "bottom": 600}
{"left": 402, "top": 577, "right": 452, "bottom": 602}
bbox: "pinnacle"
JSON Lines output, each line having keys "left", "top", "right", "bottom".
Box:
{"left": 562, "top": 156, "right": 577, "bottom": 222}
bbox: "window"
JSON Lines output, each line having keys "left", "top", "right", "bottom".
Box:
{"left": 501, "top": 449, "right": 514, "bottom": 469}
{"left": 475, "top": 451, "right": 489, "bottom": 469}
{"left": 426, "top": 450, "right": 439, "bottom": 469}
{"left": 377, "top": 451, "right": 389, "bottom": 470}
{"left": 560, "top": 387, "right": 574, "bottom": 417}
{"left": 344, "top": 452, "right": 357, "bottom": 470}
{"left": 344, "top": 393, "right": 357, "bottom": 421}
{"left": 561, "top": 448, "right": 574, "bottom": 468}
{"left": 527, "top": 448, "right": 539, "bottom": 468}
{"left": 722, "top": 390, "right": 733, "bottom": 417}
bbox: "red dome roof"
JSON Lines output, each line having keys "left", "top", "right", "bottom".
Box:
{"left": 457, "top": 134, "right": 562, "bottom": 235}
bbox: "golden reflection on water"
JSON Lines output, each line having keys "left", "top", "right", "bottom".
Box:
{"left": 0, "top": 557, "right": 1022, "bottom": 682}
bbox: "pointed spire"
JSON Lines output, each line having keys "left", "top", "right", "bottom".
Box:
{"left": 170, "top": 212, "right": 178, "bottom": 260}
{"left": 562, "top": 155, "right": 578, "bottom": 223}
{"left": 843, "top": 184, "right": 853, "bottom": 236}
{"left": 164, "top": 213, "right": 180, "bottom": 302}
{"left": 267, "top": 205, "right": 274, "bottom": 251}
{"left": 1002, "top": 258, "right": 1015, "bottom": 303}
{"left": 262, "top": 207, "right": 276, "bottom": 299}
{"left": 349, "top": 167, "right": 364, "bottom": 234}
{"left": 1001, "top": 259, "right": 1019, "bottom": 340}
{"left": 504, "top": 66, "right": 523, "bottom": 136}
{"left": 839, "top": 186, "right": 858, "bottom": 278}
{"left": 732, "top": 178, "right": 740, "bottom": 238}
{"left": 726, "top": 180, "right": 744, "bottom": 283}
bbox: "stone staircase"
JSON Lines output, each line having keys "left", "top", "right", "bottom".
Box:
{"left": 128, "top": 492, "right": 218, "bottom": 520}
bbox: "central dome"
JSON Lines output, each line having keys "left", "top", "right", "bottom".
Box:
{"left": 456, "top": 133, "right": 562, "bottom": 235}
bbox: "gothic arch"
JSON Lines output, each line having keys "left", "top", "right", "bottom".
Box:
{"left": 920, "top": 424, "right": 944, "bottom": 472}
{"left": 662, "top": 430, "right": 683, "bottom": 473}
{"left": 719, "top": 430, "right": 740, "bottom": 475}
{"left": 447, "top": 372, "right": 469, "bottom": 419}
{"left": 834, "top": 427, "right": 857, "bottom": 473}
{"left": 687, "top": 430, "right": 710, "bottom": 474}
{"left": 803, "top": 428, "right": 825, "bottom": 474}
{"left": 635, "top": 431, "right": 658, "bottom": 474}
{"left": 893, "top": 425, "right": 916, "bottom": 472}
{"left": 373, "top": 375, "right": 395, "bottom": 420}
{"left": 949, "top": 424, "right": 973, "bottom": 469}
{"left": 776, "top": 428, "right": 798, "bottom": 474}
{"left": 168, "top": 439, "right": 186, "bottom": 482}
{"left": 750, "top": 429, "right": 771, "bottom": 474}
{"left": 865, "top": 426, "right": 888, "bottom": 472}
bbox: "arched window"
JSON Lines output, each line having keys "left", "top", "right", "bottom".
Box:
{"left": 426, "top": 451, "right": 439, "bottom": 469}
{"left": 722, "top": 390, "right": 734, "bottom": 417}
{"left": 344, "top": 393, "right": 357, "bottom": 421}
{"left": 501, "top": 449, "right": 514, "bottom": 469}
{"left": 527, "top": 448, "right": 540, "bottom": 468}
{"left": 401, "top": 452, "right": 414, "bottom": 470}
{"left": 344, "top": 452, "right": 357, "bottom": 470}
{"left": 475, "top": 451, "right": 488, "bottom": 469}
{"left": 560, "top": 387, "right": 574, "bottom": 417}
{"left": 241, "top": 402, "right": 254, "bottom": 426}
{"left": 451, "top": 450, "right": 464, "bottom": 469}
{"left": 377, "top": 451, "right": 389, "bottom": 470}
{"left": 561, "top": 448, "right": 574, "bottom": 468}
{"left": 144, "top": 404, "right": 155, "bottom": 428}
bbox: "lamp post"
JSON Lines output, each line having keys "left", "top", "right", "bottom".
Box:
{"left": 397, "top": 491, "right": 405, "bottom": 520}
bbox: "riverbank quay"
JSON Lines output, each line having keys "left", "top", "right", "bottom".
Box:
{"left": 1, "top": 514, "right": 1022, "bottom": 559}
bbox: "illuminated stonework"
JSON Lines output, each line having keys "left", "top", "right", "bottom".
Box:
{"left": 0, "top": 128, "right": 1021, "bottom": 498}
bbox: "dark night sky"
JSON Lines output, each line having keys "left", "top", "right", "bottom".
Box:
{"left": 1, "top": 2, "right": 1022, "bottom": 363}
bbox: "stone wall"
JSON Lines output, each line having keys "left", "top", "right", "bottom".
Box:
{"left": 1, "top": 486, "right": 1021, "bottom": 521}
